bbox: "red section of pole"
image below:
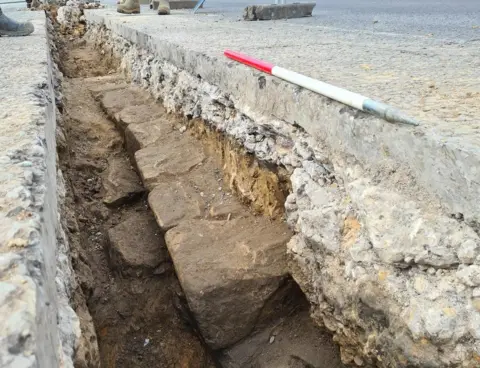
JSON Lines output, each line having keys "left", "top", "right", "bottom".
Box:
{"left": 224, "top": 50, "right": 274, "bottom": 74}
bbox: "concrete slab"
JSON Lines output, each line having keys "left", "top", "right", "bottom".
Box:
{"left": 0, "top": 10, "right": 78, "bottom": 368}
{"left": 243, "top": 3, "right": 315, "bottom": 21}
{"left": 85, "top": 8, "right": 480, "bottom": 225}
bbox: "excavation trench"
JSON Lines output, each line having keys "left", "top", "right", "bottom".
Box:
{"left": 55, "top": 29, "right": 344, "bottom": 368}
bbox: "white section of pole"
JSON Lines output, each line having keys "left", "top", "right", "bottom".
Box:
{"left": 272, "top": 66, "right": 367, "bottom": 111}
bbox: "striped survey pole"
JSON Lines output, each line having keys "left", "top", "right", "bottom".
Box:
{"left": 224, "top": 50, "right": 419, "bottom": 126}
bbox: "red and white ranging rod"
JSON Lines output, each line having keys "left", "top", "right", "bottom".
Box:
{"left": 224, "top": 50, "right": 419, "bottom": 126}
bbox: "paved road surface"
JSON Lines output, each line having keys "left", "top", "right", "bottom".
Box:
{"left": 192, "top": 0, "right": 480, "bottom": 41}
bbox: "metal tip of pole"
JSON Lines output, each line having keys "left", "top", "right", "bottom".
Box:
{"left": 363, "top": 100, "right": 420, "bottom": 126}
{"left": 385, "top": 108, "right": 420, "bottom": 126}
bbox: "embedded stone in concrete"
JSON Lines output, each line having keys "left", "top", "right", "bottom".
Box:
{"left": 220, "top": 310, "right": 344, "bottom": 368}
{"left": 164, "top": 217, "right": 292, "bottom": 349}
{"left": 99, "top": 87, "right": 150, "bottom": 116}
{"left": 243, "top": 3, "right": 315, "bottom": 21}
{"left": 348, "top": 180, "right": 480, "bottom": 267}
{"left": 135, "top": 133, "right": 205, "bottom": 190}
{"left": 148, "top": 181, "right": 206, "bottom": 231}
{"left": 125, "top": 119, "right": 174, "bottom": 158}
{"left": 114, "top": 103, "right": 166, "bottom": 132}
{"left": 107, "top": 212, "right": 168, "bottom": 276}
{"left": 102, "top": 156, "right": 145, "bottom": 207}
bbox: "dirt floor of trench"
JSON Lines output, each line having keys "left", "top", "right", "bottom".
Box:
{"left": 56, "top": 31, "right": 344, "bottom": 368}
{"left": 58, "top": 41, "right": 216, "bottom": 367}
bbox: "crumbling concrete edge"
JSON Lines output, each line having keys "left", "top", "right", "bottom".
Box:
{"left": 84, "top": 13, "right": 480, "bottom": 367}
{"left": 0, "top": 13, "right": 80, "bottom": 368}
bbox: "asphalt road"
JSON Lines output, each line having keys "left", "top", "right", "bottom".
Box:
{"left": 200, "top": 0, "right": 480, "bottom": 41}
{"left": 1, "top": 0, "right": 479, "bottom": 40}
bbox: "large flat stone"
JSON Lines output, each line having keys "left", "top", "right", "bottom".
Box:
{"left": 107, "top": 212, "right": 168, "bottom": 276}
{"left": 100, "top": 87, "right": 151, "bottom": 117}
{"left": 148, "top": 155, "right": 248, "bottom": 229}
{"left": 135, "top": 133, "right": 206, "bottom": 190}
{"left": 164, "top": 217, "right": 292, "bottom": 349}
{"left": 125, "top": 119, "right": 174, "bottom": 158}
{"left": 85, "top": 75, "right": 128, "bottom": 93}
{"left": 243, "top": 3, "right": 316, "bottom": 21}
{"left": 148, "top": 171, "right": 248, "bottom": 230}
{"left": 102, "top": 156, "right": 145, "bottom": 207}
{"left": 114, "top": 103, "right": 166, "bottom": 132}
{"left": 148, "top": 181, "right": 206, "bottom": 231}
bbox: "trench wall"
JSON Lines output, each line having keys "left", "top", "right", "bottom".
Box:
{"left": 84, "top": 10, "right": 480, "bottom": 368}
{"left": 0, "top": 12, "right": 79, "bottom": 368}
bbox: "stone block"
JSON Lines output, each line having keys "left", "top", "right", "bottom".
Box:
{"left": 135, "top": 133, "right": 205, "bottom": 190}
{"left": 114, "top": 103, "right": 166, "bottom": 132}
{"left": 107, "top": 212, "right": 168, "bottom": 276}
{"left": 243, "top": 3, "right": 316, "bottom": 21}
{"left": 99, "top": 87, "right": 151, "bottom": 117}
{"left": 148, "top": 181, "right": 206, "bottom": 231}
{"left": 164, "top": 217, "right": 292, "bottom": 349}
{"left": 125, "top": 119, "right": 174, "bottom": 159}
{"left": 102, "top": 156, "right": 145, "bottom": 207}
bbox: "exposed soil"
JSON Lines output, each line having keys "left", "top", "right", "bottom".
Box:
{"left": 58, "top": 40, "right": 215, "bottom": 368}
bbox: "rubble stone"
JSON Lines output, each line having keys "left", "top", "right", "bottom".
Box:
{"left": 102, "top": 156, "right": 144, "bottom": 207}
{"left": 107, "top": 212, "right": 168, "bottom": 276}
